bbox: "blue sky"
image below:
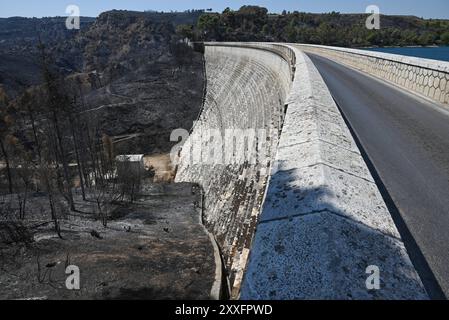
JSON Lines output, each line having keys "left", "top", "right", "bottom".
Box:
{"left": 1, "top": 0, "right": 448, "bottom": 19}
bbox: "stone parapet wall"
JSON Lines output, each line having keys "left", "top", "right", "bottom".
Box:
{"left": 293, "top": 44, "right": 449, "bottom": 106}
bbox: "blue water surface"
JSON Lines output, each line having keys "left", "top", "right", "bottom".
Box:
{"left": 363, "top": 46, "right": 449, "bottom": 62}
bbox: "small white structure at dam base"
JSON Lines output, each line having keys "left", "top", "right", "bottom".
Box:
{"left": 116, "top": 155, "right": 145, "bottom": 178}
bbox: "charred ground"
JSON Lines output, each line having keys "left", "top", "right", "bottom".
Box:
{"left": 0, "top": 10, "right": 214, "bottom": 300}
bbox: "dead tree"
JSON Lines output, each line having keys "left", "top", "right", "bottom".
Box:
{"left": 0, "top": 89, "right": 14, "bottom": 194}
{"left": 90, "top": 133, "right": 121, "bottom": 227}
{"left": 7, "top": 139, "right": 35, "bottom": 220}
{"left": 0, "top": 139, "right": 12, "bottom": 194}
{"left": 18, "top": 91, "right": 42, "bottom": 162}
{"left": 38, "top": 41, "right": 75, "bottom": 211}
{"left": 68, "top": 104, "right": 86, "bottom": 200}
{"left": 38, "top": 162, "right": 62, "bottom": 238}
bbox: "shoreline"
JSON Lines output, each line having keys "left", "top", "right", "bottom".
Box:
{"left": 356, "top": 45, "right": 449, "bottom": 63}
{"left": 360, "top": 45, "right": 444, "bottom": 49}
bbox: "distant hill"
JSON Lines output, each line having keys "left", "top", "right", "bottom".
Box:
{"left": 0, "top": 16, "right": 95, "bottom": 47}
{"left": 0, "top": 10, "right": 204, "bottom": 96}
{"left": 127, "top": 9, "right": 205, "bottom": 25}
{"left": 0, "top": 16, "right": 95, "bottom": 96}
{"left": 192, "top": 6, "right": 449, "bottom": 47}
{"left": 0, "top": 10, "right": 202, "bottom": 47}
{"left": 0, "top": 10, "right": 205, "bottom": 154}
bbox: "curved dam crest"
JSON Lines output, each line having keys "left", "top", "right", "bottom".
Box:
{"left": 176, "top": 44, "right": 292, "bottom": 297}
{"left": 175, "top": 42, "right": 430, "bottom": 299}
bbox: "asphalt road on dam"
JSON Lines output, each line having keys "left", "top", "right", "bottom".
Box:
{"left": 307, "top": 52, "right": 449, "bottom": 299}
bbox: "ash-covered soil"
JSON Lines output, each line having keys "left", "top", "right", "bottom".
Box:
{"left": 0, "top": 183, "right": 216, "bottom": 300}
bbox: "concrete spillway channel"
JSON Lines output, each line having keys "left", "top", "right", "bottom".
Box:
{"left": 175, "top": 42, "right": 437, "bottom": 300}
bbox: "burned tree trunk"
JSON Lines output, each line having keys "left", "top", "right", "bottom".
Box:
{"left": 69, "top": 113, "right": 86, "bottom": 200}
{"left": 0, "top": 139, "right": 13, "bottom": 194}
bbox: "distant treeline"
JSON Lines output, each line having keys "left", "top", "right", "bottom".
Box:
{"left": 175, "top": 6, "right": 449, "bottom": 47}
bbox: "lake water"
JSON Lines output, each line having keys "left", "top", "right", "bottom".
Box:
{"left": 363, "top": 46, "right": 449, "bottom": 62}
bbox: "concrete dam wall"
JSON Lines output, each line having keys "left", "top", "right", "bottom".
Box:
{"left": 294, "top": 44, "right": 449, "bottom": 106}
{"left": 176, "top": 43, "right": 428, "bottom": 299}
{"left": 175, "top": 44, "right": 294, "bottom": 297}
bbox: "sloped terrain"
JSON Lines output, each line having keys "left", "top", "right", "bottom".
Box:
{"left": 0, "top": 183, "right": 216, "bottom": 300}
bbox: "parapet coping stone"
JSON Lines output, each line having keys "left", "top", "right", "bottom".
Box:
{"left": 240, "top": 44, "right": 429, "bottom": 300}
